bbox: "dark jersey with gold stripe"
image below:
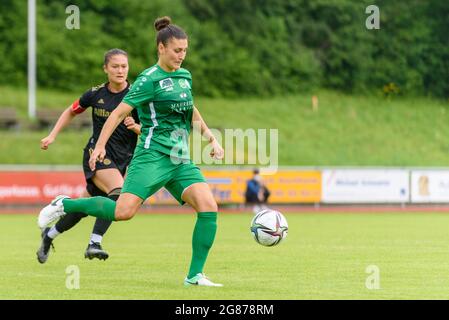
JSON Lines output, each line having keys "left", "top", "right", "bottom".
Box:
{"left": 73, "top": 82, "right": 139, "bottom": 162}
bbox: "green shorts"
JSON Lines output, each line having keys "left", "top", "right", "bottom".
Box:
{"left": 122, "top": 147, "right": 206, "bottom": 204}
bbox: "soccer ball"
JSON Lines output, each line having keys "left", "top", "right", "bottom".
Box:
{"left": 250, "top": 209, "right": 288, "bottom": 246}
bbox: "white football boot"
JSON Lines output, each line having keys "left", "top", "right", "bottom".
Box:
{"left": 184, "top": 273, "right": 223, "bottom": 287}
{"left": 38, "top": 195, "right": 70, "bottom": 229}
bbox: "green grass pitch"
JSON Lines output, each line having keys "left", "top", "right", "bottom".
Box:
{"left": 1, "top": 211, "right": 449, "bottom": 299}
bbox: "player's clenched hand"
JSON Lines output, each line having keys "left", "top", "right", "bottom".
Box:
{"left": 210, "top": 139, "right": 224, "bottom": 160}
{"left": 40, "top": 135, "right": 55, "bottom": 150}
{"left": 124, "top": 116, "right": 138, "bottom": 131}
{"left": 89, "top": 145, "right": 106, "bottom": 171}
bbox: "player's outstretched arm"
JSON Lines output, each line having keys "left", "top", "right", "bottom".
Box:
{"left": 89, "top": 102, "right": 134, "bottom": 170}
{"left": 40, "top": 106, "right": 77, "bottom": 150}
{"left": 192, "top": 106, "right": 224, "bottom": 160}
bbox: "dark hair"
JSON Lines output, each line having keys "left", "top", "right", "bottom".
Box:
{"left": 154, "top": 16, "right": 187, "bottom": 46}
{"left": 253, "top": 168, "right": 260, "bottom": 175}
{"left": 104, "top": 48, "right": 128, "bottom": 66}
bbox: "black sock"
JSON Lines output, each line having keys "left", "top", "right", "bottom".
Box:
{"left": 91, "top": 188, "right": 120, "bottom": 237}
{"left": 55, "top": 212, "right": 88, "bottom": 233}
{"left": 91, "top": 218, "right": 113, "bottom": 237}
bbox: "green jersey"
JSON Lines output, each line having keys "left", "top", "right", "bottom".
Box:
{"left": 123, "top": 64, "right": 194, "bottom": 159}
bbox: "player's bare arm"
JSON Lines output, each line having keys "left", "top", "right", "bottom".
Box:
{"left": 40, "top": 105, "right": 77, "bottom": 150}
{"left": 193, "top": 106, "right": 224, "bottom": 160}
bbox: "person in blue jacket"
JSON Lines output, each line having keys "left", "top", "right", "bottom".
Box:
{"left": 245, "top": 168, "right": 270, "bottom": 214}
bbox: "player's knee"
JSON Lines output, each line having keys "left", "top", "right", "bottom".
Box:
{"left": 197, "top": 197, "right": 218, "bottom": 213}
{"left": 114, "top": 206, "right": 135, "bottom": 221}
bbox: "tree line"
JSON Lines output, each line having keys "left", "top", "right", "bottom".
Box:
{"left": 0, "top": 0, "right": 447, "bottom": 98}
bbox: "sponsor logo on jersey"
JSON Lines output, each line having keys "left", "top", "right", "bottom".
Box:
{"left": 97, "top": 98, "right": 104, "bottom": 104}
{"left": 103, "top": 158, "right": 111, "bottom": 165}
{"left": 180, "top": 93, "right": 187, "bottom": 98}
{"left": 178, "top": 79, "right": 190, "bottom": 89}
{"left": 170, "top": 100, "right": 194, "bottom": 113}
{"left": 159, "top": 78, "right": 174, "bottom": 91}
{"left": 94, "top": 108, "right": 111, "bottom": 118}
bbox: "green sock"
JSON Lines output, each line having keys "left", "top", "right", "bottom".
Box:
{"left": 62, "top": 197, "right": 116, "bottom": 221}
{"left": 187, "top": 212, "right": 218, "bottom": 279}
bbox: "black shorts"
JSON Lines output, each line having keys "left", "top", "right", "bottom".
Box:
{"left": 82, "top": 146, "right": 131, "bottom": 197}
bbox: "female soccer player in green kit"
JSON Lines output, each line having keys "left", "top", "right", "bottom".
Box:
{"left": 38, "top": 16, "right": 224, "bottom": 287}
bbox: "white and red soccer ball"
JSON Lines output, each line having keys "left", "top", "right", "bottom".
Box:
{"left": 250, "top": 209, "right": 288, "bottom": 246}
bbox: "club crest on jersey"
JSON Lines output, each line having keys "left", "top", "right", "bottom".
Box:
{"left": 178, "top": 79, "right": 190, "bottom": 89}
{"left": 159, "top": 78, "right": 174, "bottom": 91}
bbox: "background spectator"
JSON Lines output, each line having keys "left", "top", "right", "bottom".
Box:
{"left": 245, "top": 169, "right": 270, "bottom": 214}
